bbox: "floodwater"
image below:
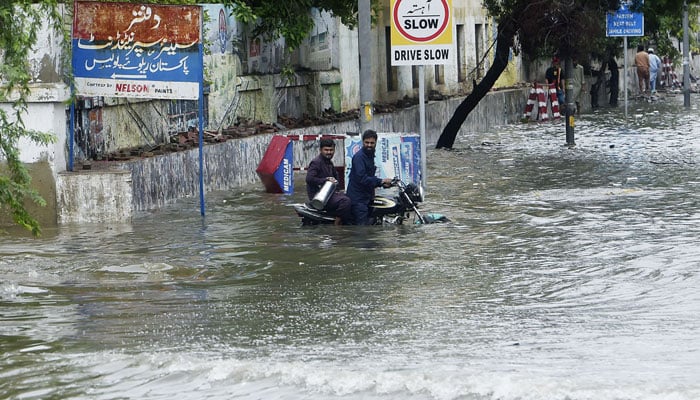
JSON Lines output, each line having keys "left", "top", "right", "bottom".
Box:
{"left": 2, "top": 94, "right": 699, "bottom": 400}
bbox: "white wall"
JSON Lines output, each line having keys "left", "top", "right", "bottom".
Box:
{"left": 2, "top": 3, "right": 69, "bottom": 176}
{"left": 2, "top": 85, "right": 69, "bottom": 178}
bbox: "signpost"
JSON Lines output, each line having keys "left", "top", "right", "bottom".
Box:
{"left": 390, "top": 0, "right": 453, "bottom": 189}
{"left": 72, "top": 3, "right": 203, "bottom": 100}
{"left": 606, "top": 1, "right": 644, "bottom": 118}
{"left": 71, "top": 2, "right": 207, "bottom": 216}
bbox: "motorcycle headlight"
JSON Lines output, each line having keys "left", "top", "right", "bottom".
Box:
{"left": 406, "top": 184, "right": 423, "bottom": 202}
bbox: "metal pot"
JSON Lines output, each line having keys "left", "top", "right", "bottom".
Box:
{"left": 310, "top": 180, "right": 336, "bottom": 210}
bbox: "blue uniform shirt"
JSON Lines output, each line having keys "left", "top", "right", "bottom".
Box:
{"left": 346, "top": 147, "right": 382, "bottom": 203}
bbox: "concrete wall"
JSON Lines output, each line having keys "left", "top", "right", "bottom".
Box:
{"left": 0, "top": 88, "right": 69, "bottom": 229}
{"left": 120, "top": 134, "right": 270, "bottom": 211}
{"left": 56, "top": 170, "right": 132, "bottom": 224}
{"left": 0, "top": 161, "right": 58, "bottom": 229}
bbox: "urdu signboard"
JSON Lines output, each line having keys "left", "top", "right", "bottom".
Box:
{"left": 390, "top": 0, "right": 454, "bottom": 66}
{"left": 72, "top": 2, "right": 203, "bottom": 99}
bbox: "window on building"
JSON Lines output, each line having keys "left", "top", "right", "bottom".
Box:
{"left": 457, "top": 24, "right": 466, "bottom": 82}
{"left": 435, "top": 65, "right": 444, "bottom": 84}
{"left": 475, "top": 23, "right": 484, "bottom": 79}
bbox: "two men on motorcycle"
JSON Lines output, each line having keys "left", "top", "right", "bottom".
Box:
{"left": 305, "top": 131, "right": 392, "bottom": 225}
{"left": 302, "top": 131, "right": 444, "bottom": 226}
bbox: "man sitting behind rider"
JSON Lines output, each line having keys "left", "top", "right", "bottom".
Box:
{"left": 305, "top": 138, "right": 352, "bottom": 225}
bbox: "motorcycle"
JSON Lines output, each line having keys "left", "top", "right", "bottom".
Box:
{"left": 293, "top": 177, "right": 449, "bottom": 226}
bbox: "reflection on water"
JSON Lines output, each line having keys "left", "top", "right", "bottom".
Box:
{"left": 2, "top": 95, "right": 700, "bottom": 400}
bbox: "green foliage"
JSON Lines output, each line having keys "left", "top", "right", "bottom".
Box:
{"left": 221, "top": 0, "right": 370, "bottom": 86}
{"left": 0, "top": 123, "right": 54, "bottom": 236}
{"left": 481, "top": 0, "right": 700, "bottom": 65}
{"left": 223, "top": 0, "right": 368, "bottom": 51}
{"left": 483, "top": 1, "right": 615, "bottom": 62}
{"left": 0, "top": 1, "right": 62, "bottom": 236}
{"left": 640, "top": 0, "right": 700, "bottom": 62}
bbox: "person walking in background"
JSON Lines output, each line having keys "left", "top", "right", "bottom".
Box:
{"left": 608, "top": 55, "right": 619, "bottom": 106}
{"left": 546, "top": 56, "right": 565, "bottom": 106}
{"left": 571, "top": 58, "right": 586, "bottom": 115}
{"left": 346, "top": 130, "right": 393, "bottom": 225}
{"left": 648, "top": 48, "right": 662, "bottom": 95}
{"left": 305, "top": 138, "right": 351, "bottom": 225}
{"left": 635, "top": 45, "right": 650, "bottom": 94}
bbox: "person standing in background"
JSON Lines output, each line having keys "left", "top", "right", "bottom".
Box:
{"left": 635, "top": 45, "right": 650, "bottom": 94}
{"left": 608, "top": 55, "right": 619, "bottom": 106}
{"left": 546, "top": 56, "right": 565, "bottom": 106}
{"left": 648, "top": 48, "right": 662, "bottom": 95}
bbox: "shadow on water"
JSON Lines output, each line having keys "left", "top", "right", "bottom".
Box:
{"left": 1, "top": 94, "right": 699, "bottom": 400}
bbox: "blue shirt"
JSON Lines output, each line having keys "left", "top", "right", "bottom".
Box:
{"left": 649, "top": 54, "right": 662, "bottom": 73}
{"left": 346, "top": 147, "right": 382, "bottom": 203}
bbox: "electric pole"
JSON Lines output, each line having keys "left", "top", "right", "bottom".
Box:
{"left": 358, "top": 0, "right": 373, "bottom": 131}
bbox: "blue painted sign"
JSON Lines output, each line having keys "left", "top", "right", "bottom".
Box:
{"left": 606, "top": 1, "right": 644, "bottom": 37}
{"left": 72, "top": 2, "right": 203, "bottom": 99}
{"left": 345, "top": 133, "right": 422, "bottom": 188}
{"left": 273, "top": 140, "right": 295, "bottom": 194}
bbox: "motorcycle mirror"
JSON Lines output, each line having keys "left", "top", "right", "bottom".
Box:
{"left": 418, "top": 183, "right": 425, "bottom": 202}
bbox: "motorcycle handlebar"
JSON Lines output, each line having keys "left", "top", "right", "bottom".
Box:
{"left": 391, "top": 177, "right": 407, "bottom": 187}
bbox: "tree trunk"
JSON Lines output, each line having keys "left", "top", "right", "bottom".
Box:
{"left": 435, "top": 20, "right": 517, "bottom": 149}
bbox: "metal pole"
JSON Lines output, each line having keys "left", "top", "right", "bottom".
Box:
{"left": 418, "top": 65, "right": 427, "bottom": 189}
{"left": 198, "top": 91, "right": 205, "bottom": 217}
{"left": 69, "top": 100, "right": 75, "bottom": 171}
{"left": 683, "top": 0, "right": 691, "bottom": 108}
{"left": 198, "top": 18, "right": 206, "bottom": 216}
{"left": 358, "top": 0, "right": 373, "bottom": 131}
{"left": 624, "top": 36, "right": 628, "bottom": 118}
{"left": 565, "top": 57, "right": 575, "bottom": 146}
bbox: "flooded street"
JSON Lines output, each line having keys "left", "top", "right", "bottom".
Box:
{"left": 2, "top": 95, "right": 699, "bottom": 400}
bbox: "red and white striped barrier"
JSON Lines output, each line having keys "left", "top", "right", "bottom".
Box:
{"left": 662, "top": 57, "right": 681, "bottom": 89}
{"left": 547, "top": 84, "right": 561, "bottom": 119}
{"left": 523, "top": 83, "right": 560, "bottom": 122}
{"left": 522, "top": 85, "right": 538, "bottom": 120}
